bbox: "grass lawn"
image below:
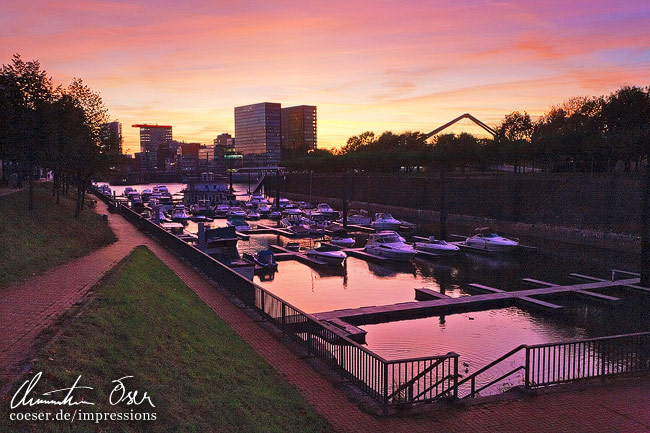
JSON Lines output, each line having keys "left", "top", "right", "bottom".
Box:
{"left": 0, "top": 183, "right": 117, "bottom": 288}
{"left": 1, "top": 246, "right": 332, "bottom": 433}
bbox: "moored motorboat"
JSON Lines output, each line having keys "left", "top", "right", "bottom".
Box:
{"left": 316, "top": 203, "right": 337, "bottom": 219}
{"left": 415, "top": 236, "right": 460, "bottom": 256}
{"left": 276, "top": 198, "right": 291, "bottom": 209}
{"left": 243, "top": 249, "right": 278, "bottom": 271}
{"left": 245, "top": 210, "right": 261, "bottom": 220}
{"left": 364, "top": 230, "right": 416, "bottom": 261}
{"left": 340, "top": 213, "right": 371, "bottom": 225}
{"left": 226, "top": 217, "right": 250, "bottom": 232}
{"left": 190, "top": 215, "right": 213, "bottom": 223}
{"left": 370, "top": 213, "right": 402, "bottom": 231}
{"left": 285, "top": 242, "right": 301, "bottom": 252}
{"left": 307, "top": 244, "right": 347, "bottom": 265}
{"left": 215, "top": 203, "right": 230, "bottom": 216}
{"left": 171, "top": 205, "right": 190, "bottom": 221}
{"left": 257, "top": 203, "right": 271, "bottom": 216}
{"left": 202, "top": 226, "right": 240, "bottom": 258}
{"left": 249, "top": 193, "right": 269, "bottom": 206}
{"left": 464, "top": 228, "right": 519, "bottom": 253}
{"left": 331, "top": 236, "right": 356, "bottom": 248}
{"left": 269, "top": 211, "right": 282, "bottom": 220}
{"left": 227, "top": 207, "right": 247, "bottom": 218}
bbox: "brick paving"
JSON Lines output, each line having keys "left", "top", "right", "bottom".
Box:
{"left": 3, "top": 200, "right": 650, "bottom": 432}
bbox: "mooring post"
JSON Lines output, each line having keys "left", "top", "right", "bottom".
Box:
{"left": 641, "top": 157, "right": 650, "bottom": 285}
{"left": 343, "top": 169, "right": 349, "bottom": 229}
{"left": 275, "top": 169, "right": 281, "bottom": 211}
{"left": 197, "top": 222, "right": 206, "bottom": 251}
{"left": 439, "top": 165, "right": 448, "bottom": 240}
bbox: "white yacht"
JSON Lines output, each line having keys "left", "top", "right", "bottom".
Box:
{"left": 123, "top": 187, "right": 136, "bottom": 196}
{"left": 250, "top": 193, "right": 269, "bottom": 205}
{"left": 245, "top": 210, "right": 261, "bottom": 220}
{"left": 340, "top": 214, "right": 371, "bottom": 225}
{"left": 227, "top": 207, "right": 247, "bottom": 218}
{"left": 415, "top": 236, "right": 460, "bottom": 256}
{"left": 331, "top": 236, "right": 356, "bottom": 248}
{"left": 257, "top": 203, "right": 271, "bottom": 216}
{"left": 316, "top": 203, "right": 337, "bottom": 218}
{"left": 276, "top": 198, "right": 291, "bottom": 209}
{"left": 215, "top": 203, "right": 230, "bottom": 216}
{"left": 370, "top": 213, "right": 402, "bottom": 231}
{"left": 226, "top": 217, "right": 250, "bottom": 232}
{"left": 306, "top": 245, "right": 347, "bottom": 265}
{"left": 171, "top": 205, "right": 190, "bottom": 221}
{"left": 364, "top": 231, "right": 416, "bottom": 261}
{"left": 464, "top": 228, "right": 519, "bottom": 253}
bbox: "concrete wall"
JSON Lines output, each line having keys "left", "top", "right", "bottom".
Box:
{"left": 271, "top": 172, "right": 642, "bottom": 252}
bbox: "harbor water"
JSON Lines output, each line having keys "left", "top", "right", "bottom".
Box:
{"left": 104, "top": 182, "right": 650, "bottom": 394}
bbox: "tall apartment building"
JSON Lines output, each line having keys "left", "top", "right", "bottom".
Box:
{"left": 281, "top": 105, "right": 317, "bottom": 158}
{"left": 234, "top": 102, "right": 281, "bottom": 167}
{"left": 101, "top": 121, "right": 123, "bottom": 154}
{"left": 132, "top": 124, "right": 173, "bottom": 153}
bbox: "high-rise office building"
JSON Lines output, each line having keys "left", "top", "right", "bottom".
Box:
{"left": 101, "top": 121, "right": 123, "bottom": 154}
{"left": 234, "top": 102, "right": 281, "bottom": 167}
{"left": 281, "top": 105, "right": 317, "bottom": 158}
{"left": 132, "top": 124, "right": 173, "bottom": 153}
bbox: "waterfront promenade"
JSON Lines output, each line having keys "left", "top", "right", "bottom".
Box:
{"left": 2, "top": 197, "right": 650, "bottom": 432}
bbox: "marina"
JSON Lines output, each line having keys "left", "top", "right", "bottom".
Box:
{"left": 94, "top": 181, "right": 650, "bottom": 399}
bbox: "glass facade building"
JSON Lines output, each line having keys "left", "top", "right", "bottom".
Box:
{"left": 281, "top": 105, "right": 317, "bottom": 158}
{"left": 132, "top": 124, "right": 173, "bottom": 153}
{"left": 234, "top": 102, "right": 281, "bottom": 167}
{"left": 101, "top": 121, "right": 123, "bottom": 154}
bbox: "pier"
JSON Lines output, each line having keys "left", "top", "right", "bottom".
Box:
{"left": 313, "top": 276, "right": 646, "bottom": 334}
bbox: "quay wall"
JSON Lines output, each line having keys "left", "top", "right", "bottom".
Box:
{"left": 269, "top": 172, "right": 641, "bottom": 252}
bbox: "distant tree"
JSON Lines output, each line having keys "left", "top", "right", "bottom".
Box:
{"left": 64, "top": 78, "right": 117, "bottom": 216}
{"left": 0, "top": 54, "right": 54, "bottom": 209}
{"left": 495, "top": 111, "right": 533, "bottom": 172}
{"left": 337, "top": 131, "right": 376, "bottom": 154}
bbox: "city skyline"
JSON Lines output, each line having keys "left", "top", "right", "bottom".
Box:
{"left": 2, "top": 0, "right": 649, "bottom": 154}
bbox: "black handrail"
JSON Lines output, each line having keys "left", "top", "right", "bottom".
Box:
{"left": 456, "top": 344, "right": 526, "bottom": 389}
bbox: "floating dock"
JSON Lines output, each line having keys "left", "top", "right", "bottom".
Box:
{"left": 312, "top": 277, "right": 646, "bottom": 336}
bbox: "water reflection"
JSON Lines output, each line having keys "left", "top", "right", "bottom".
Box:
{"left": 104, "top": 182, "right": 649, "bottom": 378}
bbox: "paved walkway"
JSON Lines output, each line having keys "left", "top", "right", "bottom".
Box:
{"left": 2, "top": 199, "right": 650, "bottom": 432}
{"left": 0, "top": 187, "right": 22, "bottom": 197}
{"left": 0, "top": 200, "right": 141, "bottom": 389}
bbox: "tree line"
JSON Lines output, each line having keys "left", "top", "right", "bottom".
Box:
{"left": 284, "top": 86, "right": 650, "bottom": 174}
{"left": 0, "top": 54, "right": 122, "bottom": 215}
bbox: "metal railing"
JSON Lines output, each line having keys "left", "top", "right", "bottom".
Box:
{"left": 527, "top": 332, "right": 650, "bottom": 388}
{"left": 458, "top": 332, "right": 650, "bottom": 398}
{"left": 99, "top": 193, "right": 458, "bottom": 410}
{"left": 95, "top": 189, "right": 650, "bottom": 408}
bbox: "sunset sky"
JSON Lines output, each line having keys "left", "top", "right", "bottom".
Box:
{"left": 1, "top": 0, "right": 649, "bottom": 154}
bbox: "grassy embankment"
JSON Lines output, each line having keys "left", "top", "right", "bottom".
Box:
{"left": 1, "top": 246, "right": 331, "bottom": 433}
{"left": 0, "top": 183, "right": 117, "bottom": 288}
